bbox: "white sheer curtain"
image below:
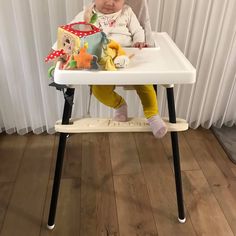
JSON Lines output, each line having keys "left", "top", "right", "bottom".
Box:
{"left": 0, "top": 0, "right": 235, "bottom": 134}
{"left": 148, "top": 0, "right": 236, "bottom": 129}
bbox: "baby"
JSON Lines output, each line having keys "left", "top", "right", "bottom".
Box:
{"left": 63, "top": 0, "right": 167, "bottom": 138}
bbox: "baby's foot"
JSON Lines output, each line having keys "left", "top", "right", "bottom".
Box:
{"left": 147, "top": 115, "right": 167, "bottom": 138}
{"left": 113, "top": 103, "right": 128, "bottom": 122}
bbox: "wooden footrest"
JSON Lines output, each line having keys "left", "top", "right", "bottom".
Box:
{"left": 55, "top": 117, "right": 188, "bottom": 133}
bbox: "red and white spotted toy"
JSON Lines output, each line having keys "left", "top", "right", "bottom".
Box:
{"left": 45, "top": 49, "right": 66, "bottom": 62}
{"left": 45, "top": 22, "right": 103, "bottom": 63}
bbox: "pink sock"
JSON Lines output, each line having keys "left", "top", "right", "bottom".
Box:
{"left": 113, "top": 103, "right": 128, "bottom": 122}
{"left": 147, "top": 115, "right": 167, "bottom": 138}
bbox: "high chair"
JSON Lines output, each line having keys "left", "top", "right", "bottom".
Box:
{"left": 47, "top": 0, "right": 196, "bottom": 230}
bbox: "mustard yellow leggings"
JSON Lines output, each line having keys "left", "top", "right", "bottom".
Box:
{"left": 92, "top": 85, "right": 158, "bottom": 118}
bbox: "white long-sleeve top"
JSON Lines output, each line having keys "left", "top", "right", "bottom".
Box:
{"left": 53, "top": 4, "right": 145, "bottom": 49}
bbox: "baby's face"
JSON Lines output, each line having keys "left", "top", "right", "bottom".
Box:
{"left": 95, "top": 0, "right": 125, "bottom": 14}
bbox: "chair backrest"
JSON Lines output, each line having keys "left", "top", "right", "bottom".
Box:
{"left": 126, "top": 0, "right": 155, "bottom": 46}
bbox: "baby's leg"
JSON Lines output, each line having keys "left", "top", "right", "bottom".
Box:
{"left": 92, "top": 85, "right": 127, "bottom": 121}
{"left": 134, "top": 85, "right": 167, "bottom": 138}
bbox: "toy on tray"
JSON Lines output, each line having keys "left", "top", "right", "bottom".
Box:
{"left": 61, "top": 42, "right": 99, "bottom": 70}
{"left": 99, "top": 39, "right": 130, "bottom": 71}
{"left": 45, "top": 22, "right": 105, "bottom": 67}
{"left": 45, "top": 21, "right": 131, "bottom": 77}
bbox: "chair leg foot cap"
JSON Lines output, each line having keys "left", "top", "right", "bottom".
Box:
{"left": 178, "top": 217, "right": 186, "bottom": 223}
{"left": 47, "top": 224, "right": 55, "bottom": 230}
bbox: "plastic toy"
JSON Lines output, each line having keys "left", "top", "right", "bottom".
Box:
{"left": 63, "top": 45, "right": 99, "bottom": 70}
{"left": 57, "top": 22, "right": 105, "bottom": 58}
{"left": 45, "top": 22, "right": 129, "bottom": 75}
{"left": 45, "top": 22, "right": 107, "bottom": 63}
{"left": 99, "top": 39, "right": 130, "bottom": 71}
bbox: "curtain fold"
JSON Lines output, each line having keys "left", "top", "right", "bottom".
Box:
{"left": 0, "top": 0, "right": 235, "bottom": 134}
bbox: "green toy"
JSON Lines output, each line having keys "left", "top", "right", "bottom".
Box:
{"left": 90, "top": 13, "right": 98, "bottom": 24}
{"left": 48, "top": 66, "right": 55, "bottom": 78}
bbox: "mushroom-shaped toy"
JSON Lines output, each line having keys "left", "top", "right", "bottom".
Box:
{"left": 45, "top": 49, "right": 66, "bottom": 62}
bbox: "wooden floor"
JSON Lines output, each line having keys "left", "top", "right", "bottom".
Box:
{"left": 0, "top": 128, "right": 236, "bottom": 236}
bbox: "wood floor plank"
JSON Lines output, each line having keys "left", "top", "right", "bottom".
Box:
{"left": 135, "top": 133, "right": 196, "bottom": 236}
{"left": 41, "top": 133, "right": 82, "bottom": 235}
{"left": 109, "top": 133, "right": 141, "bottom": 175}
{"left": 0, "top": 134, "right": 28, "bottom": 182}
{"left": 231, "top": 167, "right": 236, "bottom": 177}
{"left": 49, "top": 134, "right": 82, "bottom": 180}
{"left": 183, "top": 170, "right": 234, "bottom": 236}
{"left": 211, "top": 181, "right": 236, "bottom": 235}
{"left": 184, "top": 128, "right": 228, "bottom": 187}
{"left": 203, "top": 129, "right": 236, "bottom": 181}
{"left": 40, "top": 179, "right": 81, "bottom": 236}
{"left": 161, "top": 132, "right": 200, "bottom": 171}
{"left": 0, "top": 182, "right": 14, "bottom": 233}
{"left": 1, "top": 128, "right": 236, "bottom": 235}
{"left": 63, "top": 134, "right": 82, "bottom": 179}
{"left": 49, "top": 134, "right": 59, "bottom": 180}
{"left": 0, "top": 134, "right": 54, "bottom": 236}
{"left": 228, "top": 179, "right": 236, "bottom": 198}
{"left": 80, "top": 133, "right": 119, "bottom": 236}
{"left": 113, "top": 173, "right": 158, "bottom": 236}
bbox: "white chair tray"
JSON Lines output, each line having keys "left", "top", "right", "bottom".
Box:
{"left": 54, "top": 32, "right": 196, "bottom": 86}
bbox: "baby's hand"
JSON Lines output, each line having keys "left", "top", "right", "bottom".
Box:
{"left": 133, "top": 42, "right": 148, "bottom": 49}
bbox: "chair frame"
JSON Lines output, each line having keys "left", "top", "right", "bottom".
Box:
{"left": 47, "top": 84, "right": 186, "bottom": 230}
{"left": 46, "top": 0, "right": 193, "bottom": 224}
{"left": 45, "top": 0, "right": 195, "bottom": 228}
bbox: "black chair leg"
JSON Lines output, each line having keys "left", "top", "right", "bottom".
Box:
{"left": 166, "top": 87, "right": 186, "bottom": 223}
{"left": 47, "top": 88, "right": 75, "bottom": 229}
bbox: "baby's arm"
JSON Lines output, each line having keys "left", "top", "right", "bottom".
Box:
{"left": 127, "top": 7, "right": 147, "bottom": 48}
